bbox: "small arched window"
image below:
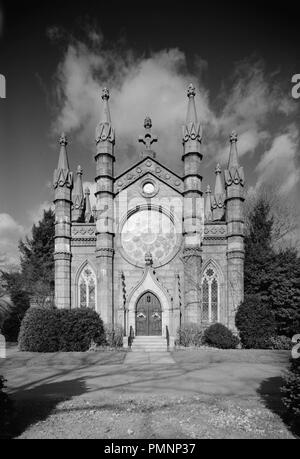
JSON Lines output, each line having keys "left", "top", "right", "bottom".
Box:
{"left": 78, "top": 265, "right": 96, "bottom": 310}
{"left": 202, "top": 266, "right": 219, "bottom": 323}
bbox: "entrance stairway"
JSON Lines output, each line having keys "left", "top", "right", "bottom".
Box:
{"left": 131, "top": 335, "right": 168, "bottom": 352}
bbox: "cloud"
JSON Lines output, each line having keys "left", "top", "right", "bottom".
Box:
{"left": 28, "top": 201, "right": 54, "bottom": 225}
{"left": 255, "top": 124, "right": 300, "bottom": 195}
{"left": 51, "top": 27, "right": 300, "bottom": 194}
{"left": 0, "top": 214, "right": 24, "bottom": 269}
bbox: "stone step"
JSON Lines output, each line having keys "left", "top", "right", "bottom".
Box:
{"left": 131, "top": 348, "right": 168, "bottom": 353}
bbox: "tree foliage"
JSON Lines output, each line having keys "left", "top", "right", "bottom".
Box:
{"left": 239, "top": 194, "right": 300, "bottom": 342}
{"left": 0, "top": 209, "right": 54, "bottom": 340}
{"left": 19, "top": 209, "right": 55, "bottom": 307}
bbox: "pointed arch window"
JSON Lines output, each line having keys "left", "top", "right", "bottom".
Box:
{"left": 202, "top": 266, "right": 219, "bottom": 323}
{"left": 78, "top": 265, "right": 96, "bottom": 310}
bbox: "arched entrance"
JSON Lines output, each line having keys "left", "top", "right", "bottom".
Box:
{"left": 136, "top": 292, "right": 162, "bottom": 336}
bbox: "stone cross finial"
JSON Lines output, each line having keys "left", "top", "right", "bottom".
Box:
{"left": 230, "top": 131, "right": 238, "bottom": 143}
{"left": 187, "top": 83, "right": 196, "bottom": 98}
{"left": 102, "top": 88, "right": 110, "bottom": 101}
{"left": 59, "top": 133, "right": 68, "bottom": 146}
{"left": 139, "top": 116, "right": 158, "bottom": 150}
{"left": 145, "top": 251, "right": 153, "bottom": 266}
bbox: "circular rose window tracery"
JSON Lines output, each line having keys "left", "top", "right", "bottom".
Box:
{"left": 121, "top": 209, "right": 179, "bottom": 267}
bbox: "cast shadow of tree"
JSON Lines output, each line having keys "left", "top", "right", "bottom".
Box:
{"left": 257, "top": 376, "right": 299, "bottom": 438}
{"left": 5, "top": 377, "right": 87, "bottom": 439}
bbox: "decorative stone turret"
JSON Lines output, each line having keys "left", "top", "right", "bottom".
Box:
{"left": 182, "top": 84, "right": 203, "bottom": 323}
{"left": 225, "top": 131, "right": 245, "bottom": 329}
{"left": 72, "top": 165, "right": 84, "bottom": 222}
{"left": 212, "top": 163, "right": 225, "bottom": 221}
{"left": 205, "top": 185, "right": 212, "bottom": 221}
{"left": 94, "top": 88, "right": 115, "bottom": 323}
{"left": 138, "top": 116, "right": 158, "bottom": 159}
{"left": 53, "top": 133, "right": 73, "bottom": 309}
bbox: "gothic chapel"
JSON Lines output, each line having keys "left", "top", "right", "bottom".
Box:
{"left": 53, "top": 84, "right": 245, "bottom": 348}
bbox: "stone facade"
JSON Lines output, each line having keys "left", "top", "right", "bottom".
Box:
{"left": 53, "top": 84, "right": 245, "bottom": 346}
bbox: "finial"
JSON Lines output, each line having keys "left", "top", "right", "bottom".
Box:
{"left": 139, "top": 116, "right": 158, "bottom": 154}
{"left": 144, "top": 116, "right": 152, "bottom": 130}
{"left": 84, "top": 187, "right": 90, "bottom": 195}
{"left": 76, "top": 165, "right": 83, "bottom": 175}
{"left": 230, "top": 131, "right": 238, "bottom": 143}
{"left": 59, "top": 133, "right": 68, "bottom": 146}
{"left": 215, "top": 163, "right": 221, "bottom": 175}
{"left": 102, "top": 88, "right": 110, "bottom": 101}
{"left": 187, "top": 83, "right": 196, "bottom": 98}
{"left": 206, "top": 184, "right": 211, "bottom": 194}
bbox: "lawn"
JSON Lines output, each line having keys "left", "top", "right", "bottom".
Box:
{"left": 0, "top": 346, "right": 296, "bottom": 439}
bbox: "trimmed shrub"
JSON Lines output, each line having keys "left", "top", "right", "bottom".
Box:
{"left": 18, "top": 308, "right": 60, "bottom": 352}
{"left": 203, "top": 323, "right": 239, "bottom": 349}
{"left": 269, "top": 335, "right": 292, "bottom": 350}
{"left": 18, "top": 307, "right": 105, "bottom": 352}
{"left": 59, "top": 309, "right": 105, "bottom": 352}
{"left": 281, "top": 358, "right": 300, "bottom": 433}
{"left": 177, "top": 322, "right": 205, "bottom": 347}
{"left": 0, "top": 376, "right": 13, "bottom": 438}
{"left": 105, "top": 323, "right": 124, "bottom": 348}
{"left": 235, "top": 294, "right": 276, "bottom": 349}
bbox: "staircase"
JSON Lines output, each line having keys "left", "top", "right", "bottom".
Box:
{"left": 131, "top": 335, "right": 168, "bottom": 352}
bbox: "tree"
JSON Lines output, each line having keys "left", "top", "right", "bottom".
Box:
{"left": 0, "top": 270, "right": 30, "bottom": 341}
{"left": 19, "top": 209, "right": 55, "bottom": 307}
{"left": 244, "top": 196, "right": 275, "bottom": 300}
{"left": 242, "top": 194, "right": 300, "bottom": 340}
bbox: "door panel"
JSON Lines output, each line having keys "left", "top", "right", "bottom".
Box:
{"left": 136, "top": 292, "right": 162, "bottom": 336}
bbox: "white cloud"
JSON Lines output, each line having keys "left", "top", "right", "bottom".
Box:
{"left": 28, "top": 201, "right": 54, "bottom": 225}
{"left": 0, "top": 214, "right": 24, "bottom": 269}
{"left": 255, "top": 125, "right": 300, "bottom": 195}
{"left": 51, "top": 29, "right": 300, "bottom": 194}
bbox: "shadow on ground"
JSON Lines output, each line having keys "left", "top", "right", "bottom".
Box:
{"left": 3, "top": 377, "right": 87, "bottom": 439}
{"left": 257, "top": 376, "right": 299, "bottom": 438}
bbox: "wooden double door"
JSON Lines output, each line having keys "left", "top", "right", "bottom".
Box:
{"left": 136, "top": 292, "right": 162, "bottom": 336}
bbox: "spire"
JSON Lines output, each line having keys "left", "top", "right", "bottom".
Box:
{"left": 84, "top": 187, "right": 92, "bottom": 223}
{"left": 228, "top": 131, "right": 239, "bottom": 169}
{"left": 72, "top": 165, "right": 84, "bottom": 221}
{"left": 53, "top": 133, "right": 73, "bottom": 189}
{"left": 214, "top": 163, "right": 224, "bottom": 197}
{"left": 182, "top": 83, "right": 202, "bottom": 155}
{"left": 205, "top": 185, "right": 212, "bottom": 221}
{"left": 95, "top": 88, "right": 115, "bottom": 145}
{"left": 212, "top": 164, "right": 225, "bottom": 221}
{"left": 224, "top": 131, "right": 245, "bottom": 187}
{"left": 186, "top": 83, "right": 198, "bottom": 124}
{"left": 138, "top": 116, "right": 158, "bottom": 159}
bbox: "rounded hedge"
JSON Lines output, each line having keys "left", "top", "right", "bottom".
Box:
{"left": 18, "top": 308, "right": 59, "bottom": 352}
{"left": 18, "top": 307, "right": 105, "bottom": 352}
{"left": 235, "top": 294, "right": 276, "bottom": 349}
{"left": 203, "top": 323, "right": 239, "bottom": 349}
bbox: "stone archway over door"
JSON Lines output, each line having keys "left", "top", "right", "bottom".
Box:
{"left": 136, "top": 292, "right": 162, "bottom": 336}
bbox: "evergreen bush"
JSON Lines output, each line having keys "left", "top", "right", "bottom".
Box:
{"left": 235, "top": 294, "right": 276, "bottom": 349}
{"left": 18, "top": 307, "right": 105, "bottom": 352}
{"left": 203, "top": 323, "right": 239, "bottom": 349}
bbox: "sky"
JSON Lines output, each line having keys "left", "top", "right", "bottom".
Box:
{"left": 0, "top": 0, "right": 300, "bottom": 267}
